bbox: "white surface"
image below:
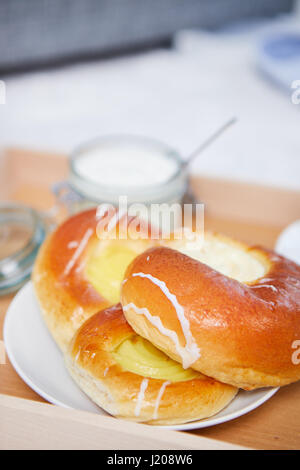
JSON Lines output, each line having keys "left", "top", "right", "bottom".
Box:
{"left": 4, "top": 281, "right": 279, "bottom": 431}
{"left": 276, "top": 219, "right": 300, "bottom": 264}
{"left": 0, "top": 16, "right": 300, "bottom": 189}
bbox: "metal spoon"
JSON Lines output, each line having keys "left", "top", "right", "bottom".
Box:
{"left": 183, "top": 117, "right": 237, "bottom": 169}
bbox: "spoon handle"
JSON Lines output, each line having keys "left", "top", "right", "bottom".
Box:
{"left": 184, "top": 117, "right": 237, "bottom": 168}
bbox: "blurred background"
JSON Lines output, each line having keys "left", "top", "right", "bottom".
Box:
{"left": 0, "top": 0, "right": 299, "bottom": 189}
{"left": 1, "top": 2, "right": 300, "bottom": 446}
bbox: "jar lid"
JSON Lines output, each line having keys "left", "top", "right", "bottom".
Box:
{"left": 0, "top": 203, "right": 46, "bottom": 296}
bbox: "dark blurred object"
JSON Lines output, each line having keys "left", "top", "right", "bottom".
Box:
{"left": 0, "top": 0, "right": 294, "bottom": 73}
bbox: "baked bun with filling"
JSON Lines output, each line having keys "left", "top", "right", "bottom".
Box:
{"left": 121, "top": 232, "right": 300, "bottom": 390}
{"left": 33, "top": 208, "right": 154, "bottom": 352}
{"left": 65, "top": 304, "right": 237, "bottom": 425}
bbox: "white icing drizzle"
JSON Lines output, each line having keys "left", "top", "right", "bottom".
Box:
{"left": 67, "top": 241, "right": 79, "bottom": 249}
{"left": 75, "top": 260, "right": 85, "bottom": 274}
{"left": 250, "top": 284, "right": 278, "bottom": 292}
{"left": 153, "top": 381, "right": 170, "bottom": 419}
{"left": 103, "top": 367, "right": 109, "bottom": 377}
{"left": 131, "top": 272, "right": 200, "bottom": 368}
{"left": 63, "top": 228, "right": 93, "bottom": 276}
{"left": 134, "top": 378, "right": 149, "bottom": 417}
{"left": 123, "top": 303, "right": 197, "bottom": 369}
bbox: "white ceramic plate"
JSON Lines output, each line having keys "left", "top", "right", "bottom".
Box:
{"left": 4, "top": 282, "right": 279, "bottom": 430}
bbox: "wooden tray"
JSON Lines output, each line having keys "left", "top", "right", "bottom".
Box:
{"left": 1, "top": 148, "right": 300, "bottom": 450}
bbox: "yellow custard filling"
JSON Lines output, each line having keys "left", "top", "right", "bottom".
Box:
{"left": 85, "top": 240, "right": 139, "bottom": 304}
{"left": 113, "top": 335, "right": 200, "bottom": 382}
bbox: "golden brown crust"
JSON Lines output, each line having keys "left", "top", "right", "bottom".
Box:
{"left": 121, "top": 238, "right": 300, "bottom": 390}
{"left": 33, "top": 208, "right": 153, "bottom": 352}
{"left": 66, "top": 304, "right": 237, "bottom": 425}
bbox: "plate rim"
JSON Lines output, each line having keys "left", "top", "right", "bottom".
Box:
{"left": 3, "top": 281, "right": 279, "bottom": 431}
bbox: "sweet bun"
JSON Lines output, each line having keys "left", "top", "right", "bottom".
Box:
{"left": 65, "top": 304, "right": 237, "bottom": 425}
{"left": 122, "top": 232, "right": 300, "bottom": 390}
{"left": 33, "top": 208, "right": 153, "bottom": 352}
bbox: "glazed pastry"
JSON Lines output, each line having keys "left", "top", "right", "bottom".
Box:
{"left": 66, "top": 304, "right": 237, "bottom": 425}
{"left": 33, "top": 208, "right": 154, "bottom": 351}
{"left": 122, "top": 233, "right": 300, "bottom": 390}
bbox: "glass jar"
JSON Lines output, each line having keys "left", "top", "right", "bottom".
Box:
{"left": 53, "top": 135, "right": 189, "bottom": 215}
{"left": 0, "top": 203, "right": 46, "bottom": 295}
